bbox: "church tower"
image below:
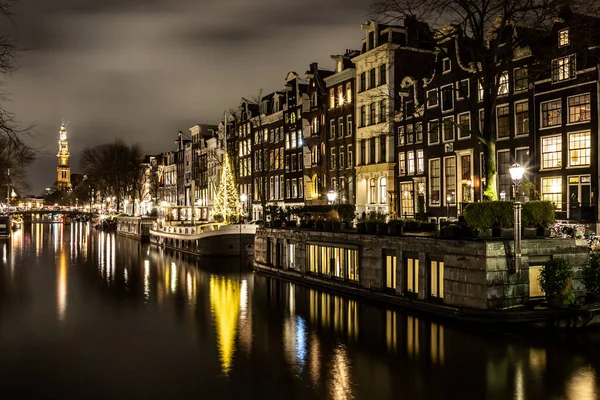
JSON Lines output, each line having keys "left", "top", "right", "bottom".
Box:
{"left": 57, "top": 121, "right": 71, "bottom": 190}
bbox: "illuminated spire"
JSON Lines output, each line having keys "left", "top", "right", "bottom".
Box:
{"left": 57, "top": 120, "right": 71, "bottom": 190}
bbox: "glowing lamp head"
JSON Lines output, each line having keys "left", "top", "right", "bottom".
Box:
{"left": 240, "top": 193, "right": 247, "bottom": 202}
{"left": 509, "top": 163, "right": 525, "bottom": 181}
{"left": 327, "top": 190, "right": 338, "bottom": 203}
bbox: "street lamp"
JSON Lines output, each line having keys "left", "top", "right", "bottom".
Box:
{"left": 327, "top": 190, "right": 337, "bottom": 204}
{"left": 509, "top": 163, "right": 525, "bottom": 271}
{"left": 239, "top": 193, "right": 248, "bottom": 260}
{"left": 240, "top": 193, "right": 248, "bottom": 222}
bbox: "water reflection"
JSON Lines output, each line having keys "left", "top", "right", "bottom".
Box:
{"left": 0, "top": 223, "right": 597, "bottom": 399}
{"left": 210, "top": 276, "right": 240, "bottom": 375}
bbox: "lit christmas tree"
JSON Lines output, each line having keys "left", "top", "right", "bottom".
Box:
{"left": 213, "top": 152, "right": 243, "bottom": 223}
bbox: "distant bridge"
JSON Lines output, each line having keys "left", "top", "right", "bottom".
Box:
{"left": 7, "top": 209, "right": 95, "bottom": 223}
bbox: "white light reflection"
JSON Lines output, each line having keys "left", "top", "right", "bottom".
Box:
{"left": 240, "top": 280, "right": 248, "bottom": 316}
{"left": 566, "top": 366, "right": 597, "bottom": 400}
{"left": 296, "top": 316, "right": 307, "bottom": 371}
{"left": 124, "top": 268, "right": 129, "bottom": 286}
{"left": 170, "top": 262, "right": 178, "bottom": 293}
{"left": 143, "top": 259, "right": 150, "bottom": 301}
{"left": 2, "top": 243, "right": 6, "bottom": 264}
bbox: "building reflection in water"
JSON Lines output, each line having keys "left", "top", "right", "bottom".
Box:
{"left": 57, "top": 229, "right": 68, "bottom": 322}
{"left": 566, "top": 366, "right": 597, "bottom": 399}
{"left": 330, "top": 344, "right": 352, "bottom": 400}
{"left": 209, "top": 275, "right": 241, "bottom": 375}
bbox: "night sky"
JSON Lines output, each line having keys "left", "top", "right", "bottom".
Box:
{"left": 6, "top": 0, "right": 370, "bottom": 194}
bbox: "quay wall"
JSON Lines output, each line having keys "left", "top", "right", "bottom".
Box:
{"left": 253, "top": 229, "right": 589, "bottom": 310}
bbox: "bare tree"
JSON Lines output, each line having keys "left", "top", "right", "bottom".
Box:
{"left": 371, "top": 0, "right": 598, "bottom": 200}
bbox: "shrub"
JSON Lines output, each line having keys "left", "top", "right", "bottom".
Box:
{"left": 463, "top": 201, "right": 513, "bottom": 230}
{"left": 538, "top": 257, "right": 573, "bottom": 297}
{"left": 292, "top": 204, "right": 356, "bottom": 223}
{"left": 581, "top": 252, "right": 600, "bottom": 294}
{"left": 366, "top": 211, "right": 387, "bottom": 223}
{"left": 522, "top": 201, "right": 555, "bottom": 228}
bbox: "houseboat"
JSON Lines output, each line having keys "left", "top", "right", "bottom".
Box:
{"left": 150, "top": 221, "right": 257, "bottom": 257}
{"left": 0, "top": 215, "right": 10, "bottom": 238}
{"left": 116, "top": 216, "right": 155, "bottom": 241}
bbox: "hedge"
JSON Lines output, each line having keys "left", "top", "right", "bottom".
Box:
{"left": 463, "top": 201, "right": 555, "bottom": 231}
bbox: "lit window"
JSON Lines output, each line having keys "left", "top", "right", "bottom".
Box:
{"left": 542, "top": 135, "right": 562, "bottom": 169}
{"left": 379, "top": 178, "right": 387, "bottom": 204}
{"left": 429, "top": 158, "right": 440, "bottom": 205}
{"left": 398, "top": 152, "right": 405, "bottom": 175}
{"left": 408, "top": 151, "right": 415, "bottom": 175}
{"left": 430, "top": 261, "right": 445, "bottom": 299}
{"left": 398, "top": 126, "right": 405, "bottom": 146}
{"left": 497, "top": 71, "right": 509, "bottom": 96}
{"left": 568, "top": 94, "right": 591, "bottom": 123}
{"left": 541, "top": 177, "right": 562, "bottom": 208}
{"left": 444, "top": 157, "right": 456, "bottom": 205}
{"left": 552, "top": 55, "right": 576, "bottom": 82}
{"left": 417, "top": 150, "right": 424, "bottom": 174}
{"left": 345, "top": 82, "right": 352, "bottom": 104}
{"left": 369, "top": 178, "right": 377, "bottom": 204}
{"left": 406, "top": 258, "right": 419, "bottom": 293}
{"left": 569, "top": 131, "right": 590, "bottom": 166}
{"left": 541, "top": 100, "right": 562, "bottom": 127}
{"left": 329, "top": 88, "right": 335, "bottom": 108}
{"left": 559, "top": 29, "right": 569, "bottom": 47}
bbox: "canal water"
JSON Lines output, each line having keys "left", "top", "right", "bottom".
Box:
{"left": 0, "top": 223, "right": 598, "bottom": 399}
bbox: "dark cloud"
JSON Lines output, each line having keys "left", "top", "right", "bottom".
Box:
{"left": 5, "top": 0, "right": 371, "bottom": 194}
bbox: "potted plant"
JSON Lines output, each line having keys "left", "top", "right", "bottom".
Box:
{"left": 581, "top": 252, "right": 600, "bottom": 303}
{"left": 529, "top": 201, "right": 554, "bottom": 237}
{"left": 521, "top": 205, "right": 538, "bottom": 238}
{"left": 387, "top": 220, "right": 404, "bottom": 236}
{"left": 538, "top": 257, "right": 574, "bottom": 307}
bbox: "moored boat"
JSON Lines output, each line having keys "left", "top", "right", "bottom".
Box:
{"left": 0, "top": 215, "right": 10, "bottom": 238}
{"left": 150, "top": 221, "right": 257, "bottom": 257}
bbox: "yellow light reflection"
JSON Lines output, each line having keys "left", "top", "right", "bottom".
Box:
{"left": 57, "top": 250, "right": 67, "bottom": 322}
{"left": 566, "top": 366, "right": 597, "bottom": 400}
{"left": 209, "top": 276, "right": 241, "bottom": 376}
{"left": 330, "top": 344, "right": 352, "bottom": 400}
{"left": 310, "top": 332, "right": 321, "bottom": 387}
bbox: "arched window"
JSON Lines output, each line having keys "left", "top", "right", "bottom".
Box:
{"left": 369, "top": 178, "right": 377, "bottom": 204}
{"left": 311, "top": 174, "right": 318, "bottom": 199}
{"left": 380, "top": 177, "right": 387, "bottom": 205}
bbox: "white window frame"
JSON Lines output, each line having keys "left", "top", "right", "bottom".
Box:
{"left": 567, "top": 93, "right": 591, "bottom": 125}
{"left": 416, "top": 149, "right": 424, "bottom": 174}
{"left": 497, "top": 71, "right": 509, "bottom": 96}
{"left": 540, "top": 98, "right": 562, "bottom": 129}
{"left": 427, "top": 89, "right": 439, "bottom": 108}
{"left": 440, "top": 84, "right": 454, "bottom": 113}
{"left": 443, "top": 156, "right": 457, "bottom": 207}
{"left": 559, "top": 28, "right": 569, "bottom": 47}
{"left": 567, "top": 130, "right": 591, "bottom": 168}
{"left": 496, "top": 103, "right": 510, "bottom": 140}
{"left": 457, "top": 112, "right": 471, "bottom": 140}
{"left": 457, "top": 79, "right": 470, "bottom": 100}
{"left": 514, "top": 100, "right": 529, "bottom": 138}
{"left": 428, "top": 120, "right": 440, "bottom": 145}
{"left": 428, "top": 158, "right": 441, "bottom": 207}
{"left": 398, "top": 152, "right": 406, "bottom": 176}
{"left": 540, "top": 134, "right": 563, "bottom": 170}
{"left": 442, "top": 116, "right": 455, "bottom": 143}
{"left": 408, "top": 151, "right": 415, "bottom": 175}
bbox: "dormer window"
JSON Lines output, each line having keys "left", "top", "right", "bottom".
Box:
{"left": 559, "top": 29, "right": 569, "bottom": 47}
{"left": 442, "top": 58, "right": 451, "bottom": 73}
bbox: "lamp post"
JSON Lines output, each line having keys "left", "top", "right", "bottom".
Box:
{"left": 239, "top": 193, "right": 248, "bottom": 260}
{"left": 509, "top": 163, "right": 525, "bottom": 271}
